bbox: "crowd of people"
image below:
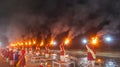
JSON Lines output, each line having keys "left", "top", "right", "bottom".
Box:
{"left": 0, "top": 45, "right": 45, "bottom": 67}
{"left": 0, "top": 47, "right": 26, "bottom": 67}
{"left": 0, "top": 42, "right": 96, "bottom": 67}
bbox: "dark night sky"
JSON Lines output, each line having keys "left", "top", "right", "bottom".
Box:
{"left": 0, "top": 0, "right": 120, "bottom": 49}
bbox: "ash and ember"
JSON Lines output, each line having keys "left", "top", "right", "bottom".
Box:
{"left": 0, "top": 0, "right": 120, "bottom": 48}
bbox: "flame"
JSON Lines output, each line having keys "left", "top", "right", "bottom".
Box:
{"left": 25, "top": 42, "right": 28, "bottom": 45}
{"left": 40, "top": 41, "right": 44, "bottom": 47}
{"left": 50, "top": 40, "right": 54, "bottom": 45}
{"left": 21, "top": 42, "right": 23, "bottom": 46}
{"left": 50, "top": 39, "right": 57, "bottom": 46}
{"left": 17, "top": 42, "right": 19, "bottom": 45}
{"left": 33, "top": 40, "right": 36, "bottom": 44}
{"left": 11, "top": 43, "right": 15, "bottom": 47}
{"left": 18, "top": 42, "right": 22, "bottom": 46}
{"left": 64, "top": 38, "right": 70, "bottom": 44}
{"left": 29, "top": 41, "right": 31, "bottom": 45}
{"left": 91, "top": 37, "right": 98, "bottom": 45}
{"left": 15, "top": 44, "right": 17, "bottom": 46}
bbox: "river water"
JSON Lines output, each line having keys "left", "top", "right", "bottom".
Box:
{"left": 69, "top": 54, "right": 120, "bottom": 67}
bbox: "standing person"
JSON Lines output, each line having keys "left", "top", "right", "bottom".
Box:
{"left": 29, "top": 45, "right": 32, "bottom": 55}
{"left": 20, "top": 47, "right": 26, "bottom": 67}
{"left": 86, "top": 43, "right": 96, "bottom": 67}
{"left": 2, "top": 49, "right": 6, "bottom": 58}
{"left": 1, "top": 48, "right": 5, "bottom": 57}
{"left": 45, "top": 45, "right": 49, "bottom": 58}
{"left": 60, "top": 43, "right": 65, "bottom": 61}
{"left": 13, "top": 49, "right": 19, "bottom": 67}
{"left": 8, "top": 48, "right": 14, "bottom": 67}
{"left": 17, "top": 47, "right": 26, "bottom": 67}
{"left": 5, "top": 48, "right": 9, "bottom": 62}
{"left": 36, "top": 45, "right": 40, "bottom": 56}
{"left": 25, "top": 46, "right": 28, "bottom": 54}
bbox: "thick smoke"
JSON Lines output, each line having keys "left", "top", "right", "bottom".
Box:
{"left": 0, "top": 0, "right": 120, "bottom": 45}
{"left": 97, "top": 17, "right": 120, "bottom": 37}
{"left": 6, "top": 13, "right": 48, "bottom": 42}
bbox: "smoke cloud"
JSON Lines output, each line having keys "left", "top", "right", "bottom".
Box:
{"left": 0, "top": 0, "right": 120, "bottom": 46}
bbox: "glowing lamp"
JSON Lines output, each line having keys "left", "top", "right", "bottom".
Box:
{"left": 82, "top": 39, "right": 88, "bottom": 44}
{"left": 53, "top": 41, "right": 57, "bottom": 46}
{"left": 105, "top": 37, "right": 112, "bottom": 42}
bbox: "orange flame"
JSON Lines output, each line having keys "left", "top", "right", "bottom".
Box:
{"left": 64, "top": 38, "right": 70, "bottom": 44}
{"left": 50, "top": 40, "right": 54, "bottom": 45}
{"left": 33, "top": 40, "right": 36, "bottom": 44}
{"left": 25, "top": 42, "right": 28, "bottom": 45}
{"left": 91, "top": 37, "right": 98, "bottom": 45}
{"left": 29, "top": 41, "right": 31, "bottom": 45}
{"left": 40, "top": 41, "right": 44, "bottom": 47}
{"left": 11, "top": 43, "right": 15, "bottom": 47}
{"left": 21, "top": 42, "right": 23, "bottom": 46}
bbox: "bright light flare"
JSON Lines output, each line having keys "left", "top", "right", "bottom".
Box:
{"left": 64, "top": 38, "right": 70, "bottom": 44}
{"left": 105, "top": 37, "right": 112, "bottom": 42}
{"left": 82, "top": 39, "right": 88, "bottom": 44}
{"left": 53, "top": 41, "right": 57, "bottom": 45}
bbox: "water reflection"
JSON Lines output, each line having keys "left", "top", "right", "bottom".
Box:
{"left": 77, "top": 57, "right": 119, "bottom": 67}
{"left": 78, "top": 57, "right": 88, "bottom": 67}
{"left": 105, "top": 59, "right": 119, "bottom": 67}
